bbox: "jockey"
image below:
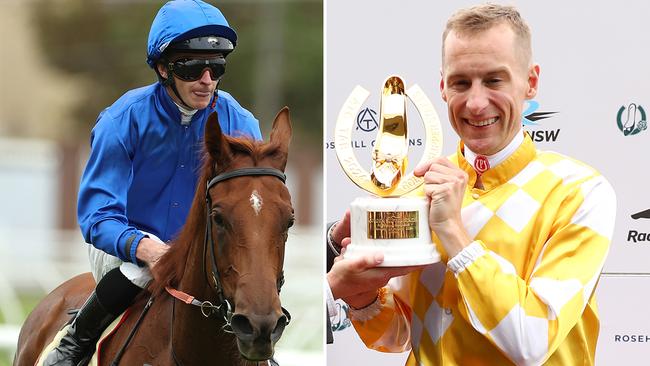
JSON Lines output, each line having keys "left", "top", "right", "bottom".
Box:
{"left": 43, "top": 1, "right": 261, "bottom": 365}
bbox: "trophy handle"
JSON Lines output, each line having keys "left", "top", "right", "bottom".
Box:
{"left": 334, "top": 83, "right": 443, "bottom": 197}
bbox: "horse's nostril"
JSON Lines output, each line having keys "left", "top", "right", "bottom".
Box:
{"left": 232, "top": 312, "right": 287, "bottom": 342}
{"left": 230, "top": 314, "right": 254, "bottom": 337}
{"left": 271, "top": 314, "right": 288, "bottom": 340}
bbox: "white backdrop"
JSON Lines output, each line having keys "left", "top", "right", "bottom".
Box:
{"left": 325, "top": 1, "right": 650, "bottom": 364}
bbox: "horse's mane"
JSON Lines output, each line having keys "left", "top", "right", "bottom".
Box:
{"left": 150, "top": 134, "right": 283, "bottom": 297}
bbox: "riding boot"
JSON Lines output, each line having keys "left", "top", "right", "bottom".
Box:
{"left": 42, "top": 291, "right": 117, "bottom": 366}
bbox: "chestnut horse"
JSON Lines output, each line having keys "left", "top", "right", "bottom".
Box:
{"left": 14, "top": 108, "right": 294, "bottom": 365}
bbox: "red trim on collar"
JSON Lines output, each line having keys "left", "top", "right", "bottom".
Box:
{"left": 474, "top": 155, "right": 490, "bottom": 175}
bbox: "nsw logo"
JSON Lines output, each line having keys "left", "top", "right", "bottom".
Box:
{"left": 617, "top": 103, "right": 647, "bottom": 136}
{"left": 523, "top": 100, "right": 557, "bottom": 126}
{"left": 522, "top": 100, "right": 560, "bottom": 142}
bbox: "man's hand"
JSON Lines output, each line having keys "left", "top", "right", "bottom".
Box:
{"left": 328, "top": 252, "right": 423, "bottom": 309}
{"left": 414, "top": 157, "right": 471, "bottom": 258}
{"left": 414, "top": 157, "right": 467, "bottom": 228}
{"left": 135, "top": 237, "right": 170, "bottom": 269}
{"left": 330, "top": 210, "right": 351, "bottom": 248}
{"left": 328, "top": 209, "right": 425, "bottom": 308}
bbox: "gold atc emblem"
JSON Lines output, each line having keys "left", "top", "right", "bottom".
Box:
{"left": 334, "top": 77, "right": 443, "bottom": 197}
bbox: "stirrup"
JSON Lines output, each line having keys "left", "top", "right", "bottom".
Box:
{"left": 370, "top": 76, "right": 408, "bottom": 191}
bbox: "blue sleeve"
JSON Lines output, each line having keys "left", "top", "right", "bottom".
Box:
{"left": 77, "top": 111, "right": 145, "bottom": 264}
{"left": 215, "top": 90, "right": 262, "bottom": 140}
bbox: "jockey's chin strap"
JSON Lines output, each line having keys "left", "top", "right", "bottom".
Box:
{"left": 166, "top": 167, "right": 291, "bottom": 335}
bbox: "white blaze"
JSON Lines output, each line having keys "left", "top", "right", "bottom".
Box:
{"left": 250, "top": 190, "right": 263, "bottom": 215}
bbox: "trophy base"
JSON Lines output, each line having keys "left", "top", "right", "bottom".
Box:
{"left": 343, "top": 243, "right": 441, "bottom": 267}
{"left": 346, "top": 197, "right": 441, "bottom": 267}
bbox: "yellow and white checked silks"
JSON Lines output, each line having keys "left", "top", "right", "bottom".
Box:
{"left": 351, "top": 133, "right": 616, "bottom": 366}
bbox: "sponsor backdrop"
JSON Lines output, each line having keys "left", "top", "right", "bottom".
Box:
{"left": 325, "top": 0, "right": 650, "bottom": 364}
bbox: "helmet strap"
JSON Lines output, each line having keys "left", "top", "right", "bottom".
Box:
{"left": 155, "top": 60, "right": 219, "bottom": 110}
{"left": 156, "top": 62, "right": 193, "bottom": 110}
{"left": 169, "top": 82, "right": 193, "bottom": 110}
{"left": 211, "top": 81, "right": 220, "bottom": 109}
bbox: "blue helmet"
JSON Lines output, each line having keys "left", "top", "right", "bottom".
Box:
{"left": 146, "top": 0, "right": 237, "bottom": 68}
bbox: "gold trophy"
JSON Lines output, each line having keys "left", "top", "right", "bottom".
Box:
{"left": 334, "top": 76, "right": 442, "bottom": 266}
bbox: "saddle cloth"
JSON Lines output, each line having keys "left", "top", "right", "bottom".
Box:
{"left": 34, "top": 312, "right": 129, "bottom": 366}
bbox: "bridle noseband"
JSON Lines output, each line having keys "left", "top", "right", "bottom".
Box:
{"left": 203, "top": 167, "right": 291, "bottom": 332}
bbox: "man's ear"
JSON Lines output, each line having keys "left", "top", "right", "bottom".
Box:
{"left": 157, "top": 63, "right": 168, "bottom": 79}
{"left": 525, "top": 64, "right": 540, "bottom": 99}
{"left": 440, "top": 72, "right": 448, "bottom": 102}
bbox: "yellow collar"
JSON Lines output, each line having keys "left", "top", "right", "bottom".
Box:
{"left": 455, "top": 132, "right": 536, "bottom": 191}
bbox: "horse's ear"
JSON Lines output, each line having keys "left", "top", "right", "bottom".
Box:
{"left": 269, "top": 107, "right": 292, "bottom": 170}
{"left": 204, "top": 112, "right": 232, "bottom": 168}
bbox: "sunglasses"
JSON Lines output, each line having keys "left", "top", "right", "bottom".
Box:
{"left": 168, "top": 58, "right": 226, "bottom": 82}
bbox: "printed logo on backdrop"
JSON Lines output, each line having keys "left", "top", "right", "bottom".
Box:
{"left": 522, "top": 100, "right": 560, "bottom": 143}
{"left": 356, "top": 107, "right": 378, "bottom": 132}
{"left": 327, "top": 100, "right": 558, "bottom": 149}
{"left": 325, "top": 106, "right": 423, "bottom": 150}
{"left": 627, "top": 208, "right": 650, "bottom": 243}
{"left": 614, "top": 334, "right": 650, "bottom": 343}
{"left": 632, "top": 208, "right": 650, "bottom": 220}
{"left": 617, "top": 103, "right": 647, "bottom": 136}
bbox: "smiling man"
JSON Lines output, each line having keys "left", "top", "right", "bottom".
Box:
{"left": 441, "top": 21, "right": 538, "bottom": 158}
{"left": 329, "top": 4, "right": 616, "bottom": 365}
{"left": 43, "top": 1, "right": 261, "bottom": 365}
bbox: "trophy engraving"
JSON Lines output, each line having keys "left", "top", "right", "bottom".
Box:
{"left": 367, "top": 211, "right": 419, "bottom": 239}
{"left": 334, "top": 75, "right": 443, "bottom": 266}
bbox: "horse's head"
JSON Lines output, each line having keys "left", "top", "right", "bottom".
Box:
{"left": 203, "top": 107, "right": 293, "bottom": 361}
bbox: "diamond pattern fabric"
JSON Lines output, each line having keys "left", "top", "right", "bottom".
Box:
{"left": 350, "top": 134, "right": 616, "bottom": 365}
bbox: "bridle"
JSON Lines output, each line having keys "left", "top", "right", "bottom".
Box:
{"left": 202, "top": 167, "right": 291, "bottom": 331}
{"left": 112, "top": 167, "right": 291, "bottom": 366}
{"left": 165, "top": 167, "right": 291, "bottom": 366}
{"left": 166, "top": 168, "right": 291, "bottom": 324}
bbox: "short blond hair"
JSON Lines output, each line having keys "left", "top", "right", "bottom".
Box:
{"left": 442, "top": 3, "right": 532, "bottom": 66}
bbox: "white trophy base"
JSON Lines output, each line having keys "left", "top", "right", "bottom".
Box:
{"left": 346, "top": 197, "right": 441, "bottom": 267}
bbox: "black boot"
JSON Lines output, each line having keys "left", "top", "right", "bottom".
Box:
{"left": 43, "top": 291, "right": 117, "bottom": 366}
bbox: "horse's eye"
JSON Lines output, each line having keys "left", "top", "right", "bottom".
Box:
{"left": 214, "top": 215, "right": 224, "bottom": 226}
{"left": 211, "top": 209, "right": 225, "bottom": 227}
